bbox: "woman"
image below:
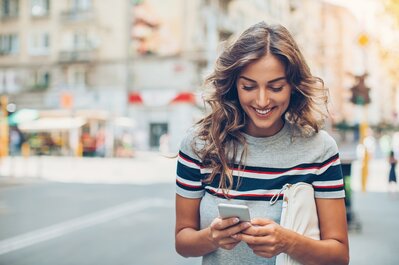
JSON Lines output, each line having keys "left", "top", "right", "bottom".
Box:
{"left": 175, "top": 22, "right": 349, "bottom": 265}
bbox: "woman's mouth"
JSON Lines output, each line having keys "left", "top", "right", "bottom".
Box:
{"left": 254, "top": 107, "right": 273, "bottom": 116}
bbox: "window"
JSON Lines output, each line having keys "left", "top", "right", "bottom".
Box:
{"left": 1, "top": 0, "right": 19, "bottom": 18}
{"left": 31, "top": 70, "right": 50, "bottom": 90}
{"left": 61, "top": 31, "right": 88, "bottom": 51}
{"left": 0, "top": 71, "right": 4, "bottom": 93}
{"left": 73, "top": 31, "right": 90, "bottom": 50}
{"left": 149, "top": 123, "right": 168, "bottom": 149}
{"left": 29, "top": 32, "right": 50, "bottom": 55}
{"left": 71, "top": 0, "right": 91, "bottom": 11}
{"left": 68, "top": 66, "right": 87, "bottom": 88}
{"left": 0, "top": 34, "right": 18, "bottom": 55}
{"left": 31, "top": 0, "right": 50, "bottom": 17}
{"left": 0, "top": 70, "right": 20, "bottom": 93}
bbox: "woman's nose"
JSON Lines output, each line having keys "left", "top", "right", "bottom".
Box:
{"left": 256, "top": 88, "right": 269, "bottom": 107}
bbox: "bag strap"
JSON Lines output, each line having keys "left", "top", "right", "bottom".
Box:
{"left": 270, "top": 183, "right": 291, "bottom": 205}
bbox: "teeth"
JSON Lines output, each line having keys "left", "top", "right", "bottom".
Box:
{"left": 255, "top": 108, "right": 271, "bottom": 115}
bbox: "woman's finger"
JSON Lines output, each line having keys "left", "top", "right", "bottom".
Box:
{"left": 220, "top": 242, "right": 240, "bottom": 250}
{"left": 211, "top": 217, "right": 240, "bottom": 230}
{"left": 219, "top": 237, "right": 240, "bottom": 245}
{"left": 241, "top": 224, "right": 267, "bottom": 236}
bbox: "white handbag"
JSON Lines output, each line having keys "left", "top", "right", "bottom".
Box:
{"left": 270, "top": 182, "right": 320, "bottom": 265}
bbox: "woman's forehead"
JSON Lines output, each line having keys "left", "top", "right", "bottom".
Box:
{"left": 239, "top": 54, "right": 285, "bottom": 82}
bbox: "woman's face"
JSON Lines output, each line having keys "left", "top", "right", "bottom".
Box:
{"left": 236, "top": 53, "right": 292, "bottom": 137}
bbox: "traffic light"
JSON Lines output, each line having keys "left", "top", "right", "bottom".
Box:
{"left": 350, "top": 74, "right": 371, "bottom": 105}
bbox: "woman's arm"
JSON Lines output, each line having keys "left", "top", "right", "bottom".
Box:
{"left": 175, "top": 194, "right": 216, "bottom": 257}
{"left": 283, "top": 198, "right": 349, "bottom": 265}
{"left": 236, "top": 198, "right": 349, "bottom": 265}
{"left": 175, "top": 194, "right": 250, "bottom": 257}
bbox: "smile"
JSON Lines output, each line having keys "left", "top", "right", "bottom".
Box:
{"left": 254, "top": 108, "right": 272, "bottom": 115}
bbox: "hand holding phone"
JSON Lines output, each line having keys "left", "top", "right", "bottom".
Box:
{"left": 218, "top": 203, "right": 251, "bottom": 222}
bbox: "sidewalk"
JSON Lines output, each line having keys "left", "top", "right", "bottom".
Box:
{"left": 0, "top": 154, "right": 395, "bottom": 192}
{"left": 349, "top": 192, "right": 399, "bottom": 265}
{"left": 0, "top": 152, "right": 177, "bottom": 185}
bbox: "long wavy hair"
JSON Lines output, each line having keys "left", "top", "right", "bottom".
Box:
{"left": 193, "top": 22, "right": 329, "bottom": 193}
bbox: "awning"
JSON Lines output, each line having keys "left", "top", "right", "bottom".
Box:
{"left": 19, "top": 117, "right": 87, "bottom": 132}
{"left": 128, "top": 91, "right": 199, "bottom": 106}
{"left": 171, "top": 92, "right": 196, "bottom": 104}
{"left": 128, "top": 92, "right": 144, "bottom": 104}
{"left": 8, "top": 109, "right": 39, "bottom": 126}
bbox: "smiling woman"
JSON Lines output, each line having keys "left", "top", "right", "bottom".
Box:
{"left": 175, "top": 21, "right": 349, "bottom": 265}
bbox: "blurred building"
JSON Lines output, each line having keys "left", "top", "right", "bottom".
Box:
{"left": 1, "top": 0, "right": 398, "bottom": 154}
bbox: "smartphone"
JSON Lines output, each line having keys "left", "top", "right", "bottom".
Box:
{"left": 217, "top": 203, "right": 251, "bottom": 222}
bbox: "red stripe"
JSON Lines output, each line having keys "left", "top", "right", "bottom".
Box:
{"left": 178, "top": 154, "right": 203, "bottom": 169}
{"left": 176, "top": 178, "right": 202, "bottom": 189}
{"left": 231, "top": 156, "right": 340, "bottom": 175}
{"left": 293, "top": 157, "right": 340, "bottom": 171}
{"left": 207, "top": 188, "right": 278, "bottom": 198}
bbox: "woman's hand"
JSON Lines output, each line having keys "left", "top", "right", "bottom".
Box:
{"left": 209, "top": 217, "right": 251, "bottom": 250}
{"left": 233, "top": 218, "right": 291, "bottom": 258}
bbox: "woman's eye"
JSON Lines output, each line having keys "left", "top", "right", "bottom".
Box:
{"left": 242, "top": 85, "right": 255, "bottom": 90}
{"left": 269, "top": 86, "right": 284, "bottom": 92}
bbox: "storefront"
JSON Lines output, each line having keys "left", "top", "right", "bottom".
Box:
{"left": 128, "top": 90, "right": 203, "bottom": 152}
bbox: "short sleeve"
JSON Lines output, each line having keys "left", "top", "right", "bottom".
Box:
{"left": 312, "top": 131, "right": 346, "bottom": 199}
{"left": 176, "top": 128, "right": 205, "bottom": 199}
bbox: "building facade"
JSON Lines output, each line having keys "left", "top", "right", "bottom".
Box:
{"left": 1, "top": 0, "right": 398, "bottom": 154}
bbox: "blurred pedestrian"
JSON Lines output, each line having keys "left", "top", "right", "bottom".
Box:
{"left": 388, "top": 150, "right": 397, "bottom": 195}
{"left": 95, "top": 129, "right": 106, "bottom": 157}
{"left": 9, "top": 126, "right": 23, "bottom": 156}
{"left": 159, "top": 133, "right": 170, "bottom": 154}
{"left": 175, "top": 22, "right": 349, "bottom": 265}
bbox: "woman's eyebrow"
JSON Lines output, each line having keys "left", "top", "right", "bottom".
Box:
{"left": 238, "top": 76, "right": 286, "bottom": 84}
{"left": 238, "top": 76, "right": 257, "bottom": 83}
{"left": 268, "top": 76, "right": 286, "bottom": 84}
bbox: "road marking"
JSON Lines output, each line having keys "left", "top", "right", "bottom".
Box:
{"left": 0, "top": 198, "right": 172, "bottom": 256}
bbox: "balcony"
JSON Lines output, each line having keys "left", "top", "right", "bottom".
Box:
{"left": 58, "top": 49, "right": 96, "bottom": 63}
{"left": 60, "top": 9, "right": 93, "bottom": 22}
{"left": 0, "top": 12, "right": 18, "bottom": 21}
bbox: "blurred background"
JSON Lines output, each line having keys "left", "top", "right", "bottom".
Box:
{"left": 0, "top": 0, "right": 398, "bottom": 264}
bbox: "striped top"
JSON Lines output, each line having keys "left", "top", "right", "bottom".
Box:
{"left": 176, "top": 122, "right": 345, "bottom": 202}
{"left": 176, "top": 122, "right": 345, "bottom": 265}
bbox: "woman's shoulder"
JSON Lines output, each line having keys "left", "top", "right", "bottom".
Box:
{"left": 290, "top": 121, "right": 336, "bottom": 145}
{"left": 312, "top": 130, "right": 339, "bottom": 158}
{"left": 179, "top": 126, "right": 205, "bottom": 158}
{"left": 289, "top": 123, "right": 339, "bottom": 157}
{"left": 317, "top": 129, "right": 338, "bottom": 147}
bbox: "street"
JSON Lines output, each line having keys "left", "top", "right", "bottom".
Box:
{"left": 0, "top": 154, "right": 398, "bottom": 265}
{"left": 0, "top": 181, "right": 201, "bottom": 265}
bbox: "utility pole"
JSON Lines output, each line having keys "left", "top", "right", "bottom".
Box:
{"left": 356, "top": 32, "right": 370, "bottom": 192}
{"left": 0, "top": 95, "right": 9, "bottom": 157}
{"left": 125, "top": 0, "right": 134, "bottom": 116}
